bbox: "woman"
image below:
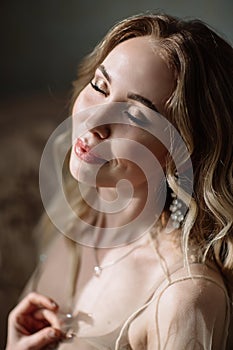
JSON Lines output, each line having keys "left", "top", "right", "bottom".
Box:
{"left": 6, "top": 13, "right": 233, "bottom": 349}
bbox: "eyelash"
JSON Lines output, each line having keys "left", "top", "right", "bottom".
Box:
{"left": 90, "top": 81, "right": 107, "bottom": 96}
{"left": 124, "top": 111, "right": 148, "bottom": 127}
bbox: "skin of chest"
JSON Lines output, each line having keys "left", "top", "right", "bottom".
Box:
{"left": 35, "top": 235, "right": 168, "bottom": 336}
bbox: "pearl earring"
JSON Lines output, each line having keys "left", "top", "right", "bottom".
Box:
{"left": 169, "top": 193, "right": 185, "bottom": 229}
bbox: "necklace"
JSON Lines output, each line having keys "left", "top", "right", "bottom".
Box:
{"left": 93, "top": 242, "right": 147, "bottom": 277}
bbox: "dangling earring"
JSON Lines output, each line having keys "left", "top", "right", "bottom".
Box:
{"left": 169, "top": 192, "right": 185, "bottom": 229}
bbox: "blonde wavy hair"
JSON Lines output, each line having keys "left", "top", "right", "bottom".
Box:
{"left": 61, "top": 13, "right": 232, "bottom": 274}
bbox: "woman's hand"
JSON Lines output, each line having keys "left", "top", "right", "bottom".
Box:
{"left": 6, "top": 292, "right": 65, "bottom": 350}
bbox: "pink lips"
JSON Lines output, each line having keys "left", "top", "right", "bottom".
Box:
{"left": 74, "top": 138, "right": 107, "bottom": 165}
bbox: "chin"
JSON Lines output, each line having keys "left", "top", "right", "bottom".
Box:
{"left": 69, "top": 151, "right": 80, "bottom": 181}
{"left": 69, "top": 152, "right": 98, "bottom": 187}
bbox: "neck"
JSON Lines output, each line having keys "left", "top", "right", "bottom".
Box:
{"left": 80, "top": 178, "right": 163, "bottom": 246}
{"left": 97, "top": 184, "right": 148, "bottom": 228}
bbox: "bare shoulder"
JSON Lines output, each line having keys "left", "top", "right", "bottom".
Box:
{"left": 143, "top": 267, "right": 229, "bottom": 349}
{"left": 128, "top": 270, "right": 229, "bottom": 349}
{"left": 160, "top": 271, "right": 227, "bottom": 309}
{"left": 154, "top": 261, "right": 229, "bottom": 323}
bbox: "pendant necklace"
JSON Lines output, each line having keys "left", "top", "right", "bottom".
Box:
{"left": 93, "top": 242, "right": 147, "bottom": 277}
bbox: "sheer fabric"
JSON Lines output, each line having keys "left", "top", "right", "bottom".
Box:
{"left": 23, "top": 234, "right": 231, "bottom": 350}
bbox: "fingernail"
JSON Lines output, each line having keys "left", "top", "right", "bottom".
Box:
{"left": 49, "top": 329, "right": 59, "bottom": 338}
{"left": 50, "top": 300, "right": 58, "bottom": 308}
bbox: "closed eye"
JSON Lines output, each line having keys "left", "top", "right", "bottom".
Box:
{"left": 124, "top": 110, "right": 148, "bottom": 127}
{"left": 90, "top": 81, "right": 108, "bottom": 96}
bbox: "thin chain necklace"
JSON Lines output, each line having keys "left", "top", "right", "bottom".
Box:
{"left": 93, "top": 241, "right": 148, "bottom": 277}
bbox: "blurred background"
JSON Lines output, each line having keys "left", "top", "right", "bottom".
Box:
{"left": 0, "top": 0, "right": 232, "bottom": 347}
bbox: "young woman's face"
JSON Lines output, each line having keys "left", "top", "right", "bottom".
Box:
{"left": 70, "top": 36, "right": 175, "bottom": 188}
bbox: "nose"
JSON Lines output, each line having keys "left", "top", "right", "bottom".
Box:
{"left": 84, "top": 104, "right": 117, "bottom": 140}
{"left": 88, "top": 123, "right": 110, "bottom": 140}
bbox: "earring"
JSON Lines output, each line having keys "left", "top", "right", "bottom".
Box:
{"left": 169, "top": 193, "right": 185, "bottom": 229}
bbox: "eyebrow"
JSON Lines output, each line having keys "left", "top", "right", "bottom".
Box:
{"left": 127, "top": 93, "right": 159, "bottom": 113}
{"left": 97, "top": 65, "right": 160, "bottom": 113}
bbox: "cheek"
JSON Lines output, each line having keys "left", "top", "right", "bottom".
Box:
{"left": 72, "top": 90, "right": 87, "bottom": 115}
{"left": 124, "top": 129, "right": 168, "bottom": 168}
{"left": 72, "top": 85, "right": 101, "bottom": 115}
{"left": 126, "top": 134, "right": 168, "bottom": 172}
{"left": 72, "top": 88, "right": 93, "bottom": 137}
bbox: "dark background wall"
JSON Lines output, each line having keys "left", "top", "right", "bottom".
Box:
{"left": 1, "top": 0, "right": 233, "bottom": 96}
{"left": 0, "top": 0, "right": 232, "bottom": 348}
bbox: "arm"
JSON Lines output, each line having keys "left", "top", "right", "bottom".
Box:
{"left": 6, "top": 292, "right": 64, "bottom": 350}
{"left": 147, "top": 277, "right": 228, "bottom": 349}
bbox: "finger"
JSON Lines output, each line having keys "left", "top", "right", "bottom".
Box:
{"left": 23, "top": 327, "right": 63, "bottom": 349}
{"left": 11, "top": 292, "right": 58, "bottom": 318}
{"left": 34, "top": 309, "right": 62, "bottom": 330}
{"left": 16, "top": 313, "right": 49, "bottom": 334}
